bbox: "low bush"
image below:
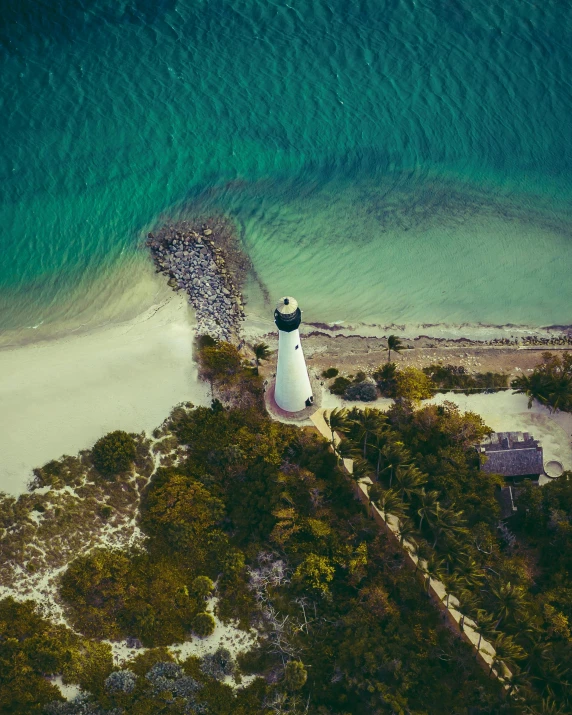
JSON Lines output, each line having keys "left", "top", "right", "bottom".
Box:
{"left": 284, "top": 660, "right": 307, "bottom": 691}
{"left": 192, "top": 575, "right": 214, "bottom": 600}
{"left": 92, "top": 431, "right": 137, "bottom": 478}
{"left": 344, "top": 381, "right": 378, "bottom": 401}
{"left": 329, "top": 376, "right": 352, "bottom": 395}
{"left": 60, "top": 549, "right": 201, "bottom": 646}
{"left": 424, "top": 363, "right": 508, "bottom": 394}
{"left": 98, "top": 505, "right": 113, "bottom": 520}
{"left": 192, "top": 612, "right": 216, "bottom": 637}
{"left": 200, "top": 647, "right": 235, "bottom": 680}
{"left": 321, "top": 367, "right": 339, "bottom": 379}
{"left": 104, "top": 669, "right": 137, "bottom": 694}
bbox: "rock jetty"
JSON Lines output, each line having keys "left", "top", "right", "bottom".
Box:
{"left": 146, "top": 219, "right": 246, "bottom": 341}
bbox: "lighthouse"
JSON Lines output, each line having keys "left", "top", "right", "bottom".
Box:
{"left": 274, "top": 296, "right": 314, "bottom": 412}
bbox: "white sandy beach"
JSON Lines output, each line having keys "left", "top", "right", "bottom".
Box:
{"left": 1, "top": 268, "right": 570, "bottom": 498}
{"left": 0, "top": 292, "right": 211, "bottom": 495}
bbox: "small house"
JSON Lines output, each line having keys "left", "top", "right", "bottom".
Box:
{"left": 478, "top": 432, "right": 544, "bottom": 481}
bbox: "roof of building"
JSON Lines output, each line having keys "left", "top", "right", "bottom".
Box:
{"left": 479, "top": 431, "right": 544, "bottom": 477}
{"left": 275, "top": 296, "right": 298, "bottom": 315}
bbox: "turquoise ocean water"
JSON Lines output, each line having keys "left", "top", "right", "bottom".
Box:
{"left": 1, "top": 0, "right": 571, "bottom": 342}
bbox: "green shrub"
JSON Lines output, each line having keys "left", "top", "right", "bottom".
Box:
{"left": 330, "top": 376, "right": 352, "bottom": 395}
{"left": 321, "top": 367, "right": 339, "bottom": 379}
{"left": 344, "top": 381, "right": 378, "bottom": 401}
{"left": 423, "top": 363, "right": 508, "bottom": 394}
{"left": 92, "top": 431, "right": 137, "bottom": 478}
{"left": 192, "top": 575, "right": 214, "bottom": 600}
{"left": 284, "top": 660, "right": 308, "bottom": 690}
{"left": 60, "top": 549, "right": 198, "bottom": 645}
{"left": 393, "top": 367, "right": 434, "bottom": 402}
{"left": 199, "top": 342, "right": 242, "bottom": 384}
{"left": 98, "top": 505, "right": 113, "bottom": 520}
{"left": 192, "top": 612, "right": 215, "bottom": 637}
{"left": 374, "top": 362, "right": 397, "bottom": 396}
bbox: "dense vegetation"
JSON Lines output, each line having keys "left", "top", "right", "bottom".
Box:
{"left": 3, "top": 398, "right": 513, "bottom": 713}
{"left": 423, "top": 364, "right": 509, "bottom": 394}
{"left": 2, "top": 340, "right": 571, "bottom": 714}
{"left": 330, "top": 403, "right": 572, "bottom": 712}
{"left": 513, "top": 479, "right": 572, "bottom": 639}
{"left": 512, "top": 351, "right": 572, "bottom": 412}
{"left": 327, "top": 362, "right": 508, "bottom": 402}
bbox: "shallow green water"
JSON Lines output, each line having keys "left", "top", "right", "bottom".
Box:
{"left": 1, "top": 0, "right": 571, "bottom": 336}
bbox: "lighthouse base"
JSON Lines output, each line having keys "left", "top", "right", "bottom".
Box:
{"left": 264, "top": 376, "right": 322, "bottom": 424}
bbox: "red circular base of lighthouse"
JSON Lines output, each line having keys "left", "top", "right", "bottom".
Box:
{"left": 264, "top": 377, "right": 322, "bottom": 423}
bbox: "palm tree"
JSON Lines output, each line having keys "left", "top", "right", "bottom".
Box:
{"left": 336, "top": 438, "right": 360, "bottom": 467}
{"left": 527, "top": 697, "right": 569, "bottom": 715}
{"left": 523, "top": 633, "right": 551, "bottom": 675}
{"left": 349, "top": 456, "right": 373, "bottom": 482}
{"left": 506, "top": 666, "right": 532, "bottom": 698}
{"left": 456, "top": 555, "right": 485, "bottom": 590}
{"left": 397, "top": 517, "right": 418, "bottom": 548}
{"left": 377, "top": 488, "right": 405, "bottom": 522}
{"left": 489, "top": 581, "right": 526, "bottom": 629}
{"left": 537, "top": 657, "right": 572, "bottom": 705}
{"left": 252, "top": 342, "right": 271, "bottom": 375}
{"left": 438, "top": 536, "right": 470, "bottom": 575}
{"left": 511, "top": 371, "right": 551, "bottom": 410}
{"left": 374, "top": 361, "right": 397, "bottom": 395}
{"left": 416, "top": 488, "right": 440, "bottom": 531}
{"left": 385, "top": 334, "right": 405, "bottom": 363}
{"left": 442, "top": 571, "right": 463, "bottom": 609}
{"left": 472, "top": 609, "right": 497, "bottom": 653}
{"left": 547, "top": 375, "right": 572, "bottom": 413}
{"left": 424, "top": 554, "right": 445, "bottom": 596}
{"left": 379, "top": 441, "right": 410, "bottom": 488}
{"left": 372, "top": 423, "right": 389, "bottom": 479}
{"left": 413, "top": 539, "right": 433, "bottom": 573}
{"left": 490, "top": 632, "right": 525, "bottom": 677}
{"left": 367, "top": 483, "right": 384, "bottom": 516}
{"left": 394, "top": 465, "right": 427, "bottom": 502}
{"left": 352, "top": 408, "right": 382, "bottom": 458}
{"left": 324, "top": 407, "right": 350, "bottom": 449}
{"left": 430, "top": 504, "right": 467, "bottom": 548}
{"left": 454, "top": 588, "right": 478, "bottom": 632}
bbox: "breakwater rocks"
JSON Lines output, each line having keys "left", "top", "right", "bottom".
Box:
{"left": 146, "top": 219, "right": 247, "bottom": 341}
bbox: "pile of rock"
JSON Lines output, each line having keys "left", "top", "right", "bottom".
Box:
{"left": 486, "top": 335, "right": 572, "bottom": 347}
{"left": 146, "top": 221, "right": 245, "bottom": 341}
{"left": 519, "top": 334, "right": 572, "bottom": 346}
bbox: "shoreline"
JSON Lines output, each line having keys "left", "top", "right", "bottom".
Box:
{"left": 242, "top": 310, "right": 572, "bottom": 349}
{"left": 1, "top": 263, "right": 571, "bottom": 496}
{"left": 3, "top": 309, "right": 570, "bottom": 354}
{"left": 0, "top": 292, "right": 211, "bottom": 496}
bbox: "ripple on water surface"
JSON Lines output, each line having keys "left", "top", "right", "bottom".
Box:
{"left": 0, "top": 0, "right": 571, "bottom": 335}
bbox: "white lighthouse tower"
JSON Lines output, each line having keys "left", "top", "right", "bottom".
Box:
{"left": 274, "top": 296, "right": 314, "bottom": 413}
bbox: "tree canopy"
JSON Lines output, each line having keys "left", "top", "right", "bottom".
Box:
{"left": 5, "top": 348, "right": 572, "bottom": 712}
{"left": 92, "top": 431, "right": 137, "bottom": 478}
{"left": 512, "top": 351, "right": 572, "bottom": 412}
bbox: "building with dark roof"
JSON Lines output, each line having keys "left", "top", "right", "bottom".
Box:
{"left": 478, "top": 432, "right": 544, "bottom": 481}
